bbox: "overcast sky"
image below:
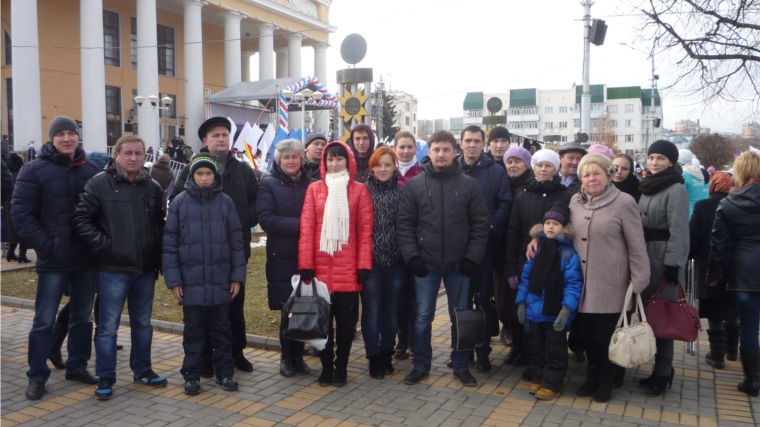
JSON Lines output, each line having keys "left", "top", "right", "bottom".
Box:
{"left": 294, "top": 0, "right": 756, "bottom": 134}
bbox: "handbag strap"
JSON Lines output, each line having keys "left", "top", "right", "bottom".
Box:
{"left": 616, "top": 283, "right": 634, "bottom": 329}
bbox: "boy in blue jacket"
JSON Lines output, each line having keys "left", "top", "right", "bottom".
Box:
{"left": 163, "top": 155, "right": 247, "bottom": 395}
{"left": 516, "top": 202, "right": 583, "bottom": 400}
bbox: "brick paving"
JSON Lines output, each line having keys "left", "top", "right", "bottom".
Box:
{"left": 1, "top": 296, "right": 758, "bottom": 427}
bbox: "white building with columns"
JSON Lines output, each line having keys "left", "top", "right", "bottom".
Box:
{"left": 1, "top": 0, "right": 335, "bottom": 153}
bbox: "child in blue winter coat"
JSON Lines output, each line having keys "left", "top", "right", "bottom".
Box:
{"left": 163, "top": 155, "right": 247, "bottom": 396}
{"left": 516, "top": 201, "right": 583, "bottom": 400}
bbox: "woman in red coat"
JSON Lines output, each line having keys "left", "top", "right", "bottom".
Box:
{"left": 299, "top": 140, "right": 374, "bottom": 387}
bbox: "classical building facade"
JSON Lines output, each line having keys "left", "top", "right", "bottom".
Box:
{"left": 1, "top": 0, "right": 334, "bottom": 152}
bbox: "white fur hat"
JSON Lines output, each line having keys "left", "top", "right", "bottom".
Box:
{"left": 531, "top": 149, "right": 561, "bottom": 172}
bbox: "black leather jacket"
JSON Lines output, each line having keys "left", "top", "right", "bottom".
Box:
{"left": 73, "top": 159, "right": 166, "bottom": 274}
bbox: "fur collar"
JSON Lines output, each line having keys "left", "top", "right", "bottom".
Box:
{"left": 529, "top": 223, "right": 576, "bottom": 241}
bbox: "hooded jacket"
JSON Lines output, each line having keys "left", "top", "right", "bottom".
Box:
{"left": 347, "top": 123, "right": 375, "bottom": 183}
{"left": 163, "top": 171, "right": 247, "bottom": 306}
{"left": 73, "top": 159, "right": 166, "bottom": 273}
{"left": 170, "top": 150, "right": 258, "bottom": 259}
{"left": 151, "top": 159, "right": 174, "bottom": 191}
{"left": 396, "top": 157, "right": 490, "bottom": 268}
{"left": 681, "top": 163, "right": 709, "bottom": 216}
{"left": 298, "top": 141, "right": 374, "bottom": 292}
{"left": 515, "top": 224, "right": 583, "bottom": 324}
{"left": 504, "top": 175, "right": 572, "bottom": 278}
{"left": 256, "top": 162, "right": 311, "bottom": 309}
{"left": 708, "top": 181, "right": 760, "bottom": 292}
{"left": 11, "top": 143, "right": 100, "bottom": 271}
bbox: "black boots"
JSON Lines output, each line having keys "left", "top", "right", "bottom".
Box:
{"left": 48, "top": 321, "right": 67, "bottom": 369}
{"left": 738, "top": 348, "right": 760, "bottom": 397}
{"left": 5, "top": 243, "right": 17, "bottom": 261}
{"left": 577, "top": 365, "right": 600, "bottom": 397}
{"left": 381, "top": 350, "right": 394, "bottom": 375}
{"left": 645, "top": 368, "right": 674, "bottom": 396}
{"left": 612, "top": 365, "right": 626, "bottom": 388}
{"left": 368, "top": 354, "right": 384, "bottom": 379}
{"left": 706, "top": 328, "right": 727, "bottom": 369}
{"left": 17, "top": 245, "right": 31, "bottom": 263}
{"left": 318, "top": 348, "right": 334, "bottom": 387}
{"left": 594, "top": 363, "right": 615, "bottom": 402}
{"left": 291, "top": 340, "right": 310, "bottom": 375}
{"left": 725, "top": 323, "right": 740, "bottom": 361}
{"left": 279, "top": 339, "right": 296, "bottom": 378}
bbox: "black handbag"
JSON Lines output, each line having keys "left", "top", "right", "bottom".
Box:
{"left": 451, "top": 276, "right": 485, "bottom": 351}
{"left": 280, "top": 279, "right": 331, "bottom": 340}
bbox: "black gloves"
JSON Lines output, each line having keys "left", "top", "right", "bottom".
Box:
{"left": 461, "top": 259, "right": 479, "bottom": 278}
{"left": 300, "top": 269, "right": 315, "bottom": 283}
{"left": 664, "top": 265, "right": 679, "bottom": 284}
{"left": 408, "top": 256, "right": 429, "bottom": 278}
{"left": 357, "top": 269, "right": 371, "bottom": 284}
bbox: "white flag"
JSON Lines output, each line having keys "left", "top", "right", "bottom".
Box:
{"left": 227, "top": 117, "right": 238, "bottom": 149}
{"left": 257, "top": 124, "right": 276, "bottom": 163}
{"left": 234, "top": 121, "right": 261, "bottom": 152}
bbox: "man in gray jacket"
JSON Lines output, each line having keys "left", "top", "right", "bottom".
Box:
{"left": 397, "top": 130, "right": 490, "bottom": 387}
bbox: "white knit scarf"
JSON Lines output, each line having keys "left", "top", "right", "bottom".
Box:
{"left": 320, "top": 169, "right": 351, "bottom": 255}
{"left": 398, "top": 159, "right": 417, "bottom": 177}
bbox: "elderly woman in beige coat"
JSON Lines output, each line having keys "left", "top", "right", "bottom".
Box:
{"left": 569, "top": 153, "right": 650, "bottom": 403}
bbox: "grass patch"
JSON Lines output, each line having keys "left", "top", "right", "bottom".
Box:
{"left": 0, "top": 235, "right": 283, "bottom": 338}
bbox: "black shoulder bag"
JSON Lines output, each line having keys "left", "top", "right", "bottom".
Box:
{"left": 280, "top": 279, "right": 331, "bottom": 340}
{"left": 451, "top": 274, "right": 486, "bottom": 351}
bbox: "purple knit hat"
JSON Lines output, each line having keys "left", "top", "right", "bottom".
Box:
{"left": 503, "top": 146, "right": 533, "bottom": 170}
{"left": 587, "top": 144, "right": 615, "bottom": 160}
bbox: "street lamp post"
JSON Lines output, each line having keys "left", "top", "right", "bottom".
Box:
{"left": 620, "top": 43, "right": 659, "bottom": 152}
{"left": 133, "top": 94, "right": 174, "bottom": 156}
{"left": 282, "top": 89, "right": 323, "bottom": 143}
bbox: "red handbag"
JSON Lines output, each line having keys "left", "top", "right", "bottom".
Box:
{"left": 643, "top": 280, "right": 702, "bottom": 342}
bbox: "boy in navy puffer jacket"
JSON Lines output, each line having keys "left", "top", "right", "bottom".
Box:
{"left": 163, "top": 155, "right": 247, "bottom": 396}
{"left": 516, "top": 202, "right": 583, "bottom": 400}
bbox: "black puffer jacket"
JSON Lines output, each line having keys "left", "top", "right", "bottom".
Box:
{"left": 708, "top": 182, "right": 760, "bottom": 291}
{"left": 504, "top": 175, "right": 571, "bottom": 278}
{"left": 170, "top": 151, "right": 258, "bottom": 259}
{"left": 11, "top": 143, "right": 100, "bottom": 271}
{"left": 366, "top": 173, "right": 404, "bottom": 266}
{"left": 72, "top": 160, "right": 166, "bottom": 274}
{"left": 690, "top": 192, "right": 731, "bottom": 299}
{"left": 397, "top": 158, "right": 490, "bottom": 268}
{"left": 163, "top": 174, "right": 247, "bottom": 307}
{"left": 256, "top": 163, "right": 311, "bottom": 310}
{"left": 303, "top": 160, "right": 321, "bottom": 182}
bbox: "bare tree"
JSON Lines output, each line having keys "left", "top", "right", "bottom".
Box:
{"left": 630, "top": 0, "right": 760, "bottom": 113}
{"left": 592, "top": 114, "right": 618, "bottom": 153}
{"left": 691, "top": 133, "right": 735, "bottom": 169}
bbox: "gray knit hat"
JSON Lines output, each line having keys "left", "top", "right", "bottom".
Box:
{"left": 48, "top": 116, "right": 80, "bottom": 142}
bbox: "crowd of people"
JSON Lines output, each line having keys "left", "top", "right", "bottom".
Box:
{"left": 2, "top": 115, "right": 759, "bottom": 404}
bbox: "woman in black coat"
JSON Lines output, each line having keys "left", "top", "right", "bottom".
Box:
{"left": 3, "top": 153, "right": 29, "bottom": 262}
{"left": 255, "top": 139, "right": 312, "bottom": 378}
{"left": 690, "top": 172, "right": 738, "bottom": 369}
{"left": 612, "top": 154, "right": 641, "bottom": 203}
{"left": 502, "top": 150, "right": 570, "bottom": 378}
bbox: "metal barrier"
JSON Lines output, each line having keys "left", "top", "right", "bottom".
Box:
{"left": 685, "top": 259, "right": 697, "bottom": 357}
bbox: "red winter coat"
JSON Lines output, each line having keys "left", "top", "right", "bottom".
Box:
{"left": 298, "top": 141, "right": 374, "bottom": 292}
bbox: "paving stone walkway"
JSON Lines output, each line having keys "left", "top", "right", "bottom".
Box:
{"left": 1, "top": 296, "right": 758, "bottom": 427}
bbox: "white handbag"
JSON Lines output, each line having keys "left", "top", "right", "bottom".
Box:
{"left": 608, "top": 283, "right": 657, "bottom": 368}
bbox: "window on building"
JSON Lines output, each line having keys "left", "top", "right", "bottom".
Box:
{"left": 105, "top": 86, "right": 122, "bottom": 143}
{"left": 405, "top": 102, "right": 410, "bottom": 111}
{"left": 591, "top": 119, "right": 600, "bottom": 128}
{"left": 625, "top": 119, "right": 633, "bottom": 127}
{"left": 544, "top": 122, "right": 554, "bottom": 129}
{"left": 6, "top": 78, "right": 13, "bottom": 140}
{"left": 103, "top": 10, "right": 120, "bottom": 67}
{"left": 158, "top": 93, "right": 177, "bottom": 118}
{"left": 558, "top": 121, "right": 567, "bottom": 128}
{"left": 528, "top": 122, "right": 538, "bottom": 129}
{"left": 561, "top": 136, "right": 568, "bottom": 142}
{"left": 573, "top": 119, "right": 580, "bottom": 127}
{"left": 614, "top": 135, "right": 620, "bottom": 142}
{"left": 608, "top": 105, "right": 618, "bottom": 113}
{"left": 157, "top": 24, "right": 175, "bottom": 77}
{"left": 4, "top": 31, "right": 11, "bottom": 65}
{"left": 131, "top": 89, "right": 138, "bottom": 116}
{"left": 591, "top": 103, "right": 604, "bottom": 112}
{"left": 413, "top": 113, "right": 416, "bottom": 121}
{"left": 526, "top": 107, "right": 537, "bottom": 114}
{"left": 131, "top": 17, "right": 137, "bottom": 70}
{"left": 625, "top": 134, "right": 634, "bottom": 142}
{"left": 611, "top": 120, "right": 618, "bottom": 128}
{"left": 625, "top": 104, "right": 634, "bottom": 112}
{"left": 413, "top": 127, "right": 416, "bottom": 134}
{"left": 545, "top": 107, "right": 553, "bottom": 114}
{"left": 559, "top": 106, "right": 567, "bottom": 114}
{"left": 405, "top": 117, "right": 410, "bottom": 126}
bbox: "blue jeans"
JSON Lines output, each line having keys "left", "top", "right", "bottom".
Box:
{"left": 361, "top": 264, "right": 408, "bottom": 357}
{"left": 96, "top": 271, "right": 155, "bottom": 379}
{"left": 413, "top": 262, "right": 471, "bottom": 373}
{"left": 27, "top": 268, "right": 97, "bottom": 382}
{"left": 735, "top": 291, "right": 760, "bottom": 350}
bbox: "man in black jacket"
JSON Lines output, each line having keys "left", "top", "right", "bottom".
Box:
{"left": 303, "top": 132, "right": 327, "bottom": 181}
{"left": 12, "top": 117, "right": 101, "bottom": 400}
{"left": 170, "top": 117, "right": 259, "bottom": 374}
{"left": 396, "top": 130, "right": 490, "bottom": 387}
{"left": 73, "top": 135, "right": 168, "bottom": 400}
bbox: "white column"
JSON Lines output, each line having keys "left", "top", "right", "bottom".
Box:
{"left": 256, "top": 23, "right": 275, "bottom": 80}
{"left": 241, "top": 51, "right": 252, "bottom": 82}
{"left": 183, "top": 0, "right": 205, "bottom": 151}
{"left": 275, "top": 47, "right": 288, "bottom": 78}
{"left": 224, "top": 12, "right": 244, "bottom": 87}
{"left": 80, "top": 0, "right": 107, "bottom": 152}
{"left": 137, "top": 0, "right": 160, "bottom": 153}
{"left": 313, "top": 43, "right": 329, "bottom": 133}
{"left": 286, "top": 34, "right": 304, "bottom": 129}
{"left": 11, "top": 0, "right": 42, "bottom": 146}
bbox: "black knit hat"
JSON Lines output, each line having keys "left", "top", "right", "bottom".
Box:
{"left": 189, "top": 154, "right": 217, "bottom": 176}
{"left": 647, "top": 140, "right": 679, "bottom": 165}
{"left": 48, "top": 116, "right": 80, "bottom": 142}
{"left": 544, "top": 201, "right": 570, "bottom": 227}
{"left": 488, "top": 126, "right": 511, "bottom": 143}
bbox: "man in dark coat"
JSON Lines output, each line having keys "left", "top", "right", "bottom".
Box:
{"left": 11, "top": 116, "right": 101, "bottom": 400}
{"left": 303, "top": 132, "right": 327, "bottom": 181}
{"left": 397, "top": 130, "right": 490, "bottom": 387}
{"left": 458, "top": 125, "right": 513, "bottom": 372}
{"left": 73, "top": 135, "right": 168, "bottom": 400}
{"left": 558, "top": 141, "right": 586, "bottom": 193}
{"left": 170, "top": 117, "right": 259, "bottom": 374}
{"left": 346, "top": 123, "right": 375, "bottom": 183}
